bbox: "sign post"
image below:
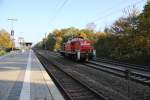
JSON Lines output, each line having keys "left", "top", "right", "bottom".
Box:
{"left": 8, "top": 18, "right": 17, "bottom": 51}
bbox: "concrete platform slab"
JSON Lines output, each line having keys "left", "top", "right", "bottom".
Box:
{"left": 0, "top": 50, "right": 64, "bottom": 100}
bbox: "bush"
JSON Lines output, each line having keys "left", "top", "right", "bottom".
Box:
{"left": 0, "top": 50, "right": 6, "bottom": 56}
{"left": 95, "top": 34, "right": 150, "bottom": 65}
{"left": 5, "top": 48, "right": 12, "bottom": 52}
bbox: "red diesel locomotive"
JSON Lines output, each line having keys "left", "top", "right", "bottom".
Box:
{"left": 60, "top": 37, "right": 96, "bottom": 61}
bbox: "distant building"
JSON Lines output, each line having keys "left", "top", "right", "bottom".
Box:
{"left": 24, "top": 42, "right": 32, "bottom": 49}
{"left": 86, "top": 22, "right": 96, "bottom": 30}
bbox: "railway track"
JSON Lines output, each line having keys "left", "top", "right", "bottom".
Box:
{"left": 49, "top": 52, "right": 150, "bottom": 86}
{"left": 93, "top": 58, "right": 150, "bottom": 72}
{"left": 86, "top": 59, "right": 150, "bottom": 87}
{"left": 34, "top": 50, "right": 150, "bottom": 100}
{"left": 38, "top": 50, "right": 150, "bottom": 87}
{"left": 35, "top": 51, "right": 107, "bottom": 100}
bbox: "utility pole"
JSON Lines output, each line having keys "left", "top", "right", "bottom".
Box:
{"left": 8, "top": 18, "right": 17, "bottom": 51}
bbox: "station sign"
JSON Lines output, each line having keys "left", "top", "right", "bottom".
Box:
{"left": 11, "top": 30, "right": 14, "bottom": 36}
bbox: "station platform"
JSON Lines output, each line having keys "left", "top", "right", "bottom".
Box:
{"left": 0, "top": 50, "right": 64, "bottom": 100}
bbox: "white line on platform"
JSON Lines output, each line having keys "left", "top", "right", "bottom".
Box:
{"left": 19, "top": 50, "right": 31, "bottom": 100}
{"left": 36, "top": 52, "right": 65, "bottom": 100}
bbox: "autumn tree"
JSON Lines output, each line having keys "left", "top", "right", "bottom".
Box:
{"left": 52, "top": 29, "right": 62, "bottom": 51}
{"left": 106, "top": 6, "right": 139, "bottom": 35}
{"left": 61, "top": 27, "right": 79, "bottom": 43}
{"left": 0, "top": 29, "right": 13, "bottom": 50}
{"left": 137, "top": 1, "right": 150, "bottom": 34}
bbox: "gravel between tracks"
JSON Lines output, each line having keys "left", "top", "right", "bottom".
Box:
{"left": 36, "top": 52, "right": 105, "bottom": 100}
{"left": 38, "top": 50, "right": 150, "bottom": 100}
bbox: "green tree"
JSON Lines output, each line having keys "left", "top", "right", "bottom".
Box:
{"left": 138, "top": 1, "right": 150, "bottom": 34}
{"left": 45, "top": 33, "right": 55, "bottom": 51}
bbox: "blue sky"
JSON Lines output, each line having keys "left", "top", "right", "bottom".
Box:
{"left": 0, "top": 0, "right": 147, "bottom": 44}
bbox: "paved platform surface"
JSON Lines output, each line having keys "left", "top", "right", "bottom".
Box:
{"left": 0, "top": 50, "right": 64, "bottom": 100}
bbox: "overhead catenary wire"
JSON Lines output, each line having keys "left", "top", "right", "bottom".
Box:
{"left": 46, "top": 0, "right": 69, "bottom": 34}
{"left": 90, "top": 0, "right": 133, "bottom": 22}
{"left": 50, "top": 0, "right": 69, "bottom": 23}
{"left": 85, "top": 0, "right": 131, "bottom": 29}
{"left": 89, "top": 0, "right": 146, "bottom": 24}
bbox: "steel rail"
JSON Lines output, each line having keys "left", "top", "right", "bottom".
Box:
{"left": 84, "top": 61, "right": 150, "bottom": 87}
{"left": 93, "top": 57, "right": 150, "bottom": 72}
{"left": 35, "top": 51, "right": 107, "bottom": 100}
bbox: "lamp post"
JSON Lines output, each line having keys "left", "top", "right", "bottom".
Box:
{"left": 8, "top": 18, "right": 17, "bottom": 51}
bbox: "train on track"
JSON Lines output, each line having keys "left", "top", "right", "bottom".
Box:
{"left": 60, "top": 37, "right": 96, "bottom": 61}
